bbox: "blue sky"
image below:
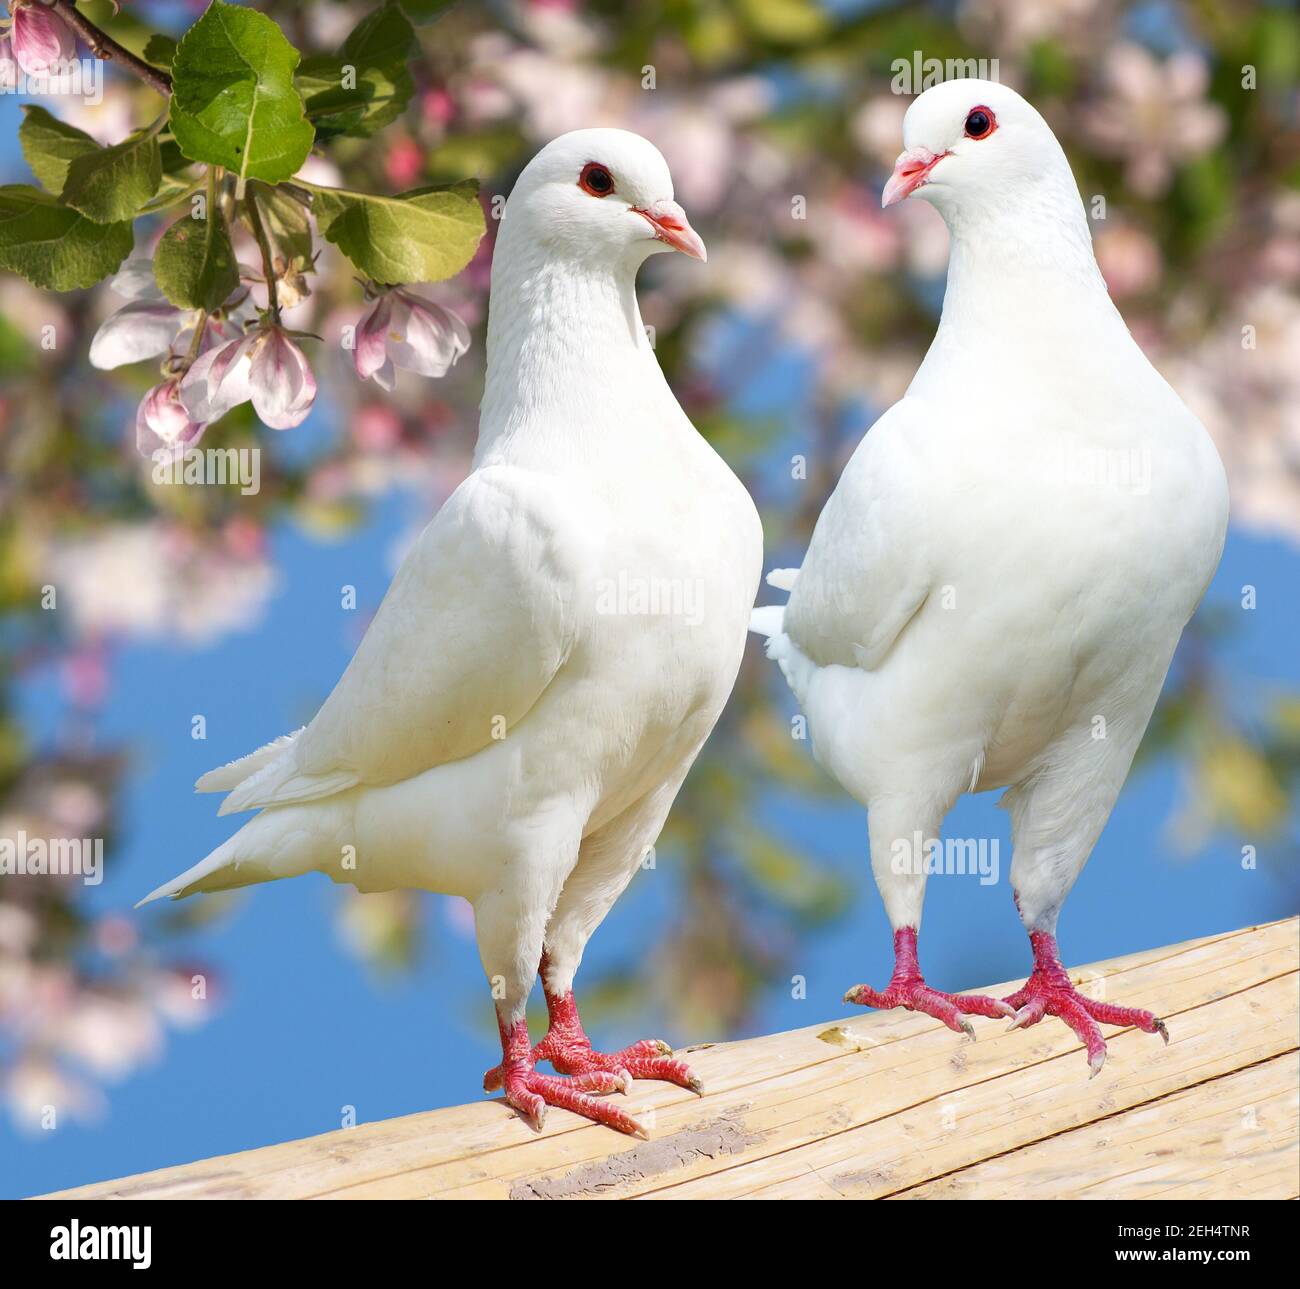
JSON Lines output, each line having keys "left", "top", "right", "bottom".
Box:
{"left": 2, "top": 54, "right": 1297, "bottom": 1199}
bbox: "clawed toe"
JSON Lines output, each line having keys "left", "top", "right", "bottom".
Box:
{"left": 545, "top": 1041, "right": 702, "bottom": 1094}
{"left": 845, "top": 980, "right": 1006, "bottom": 1038}
{"left": 502, "top": 1066, "right": 647, "bottom": 1137}
{"left": 1002, "top": 931, "right": 1170, "bottom": 1072}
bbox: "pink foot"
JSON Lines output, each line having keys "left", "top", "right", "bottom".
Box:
{"left": 844, "top": 927, "right": 1014, "bottom": 1036}
{"left": 1003, "top": 930, "right": 1169, "bottom": 1075}
{"left": 534, "top": 986, "right": 703, "bottom": 1095}
{"left": 483, "top": 1015, "right": 647, "bottom": 1137}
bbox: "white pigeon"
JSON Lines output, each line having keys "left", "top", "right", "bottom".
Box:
{"left": 751, "top": 80, "right": 1228, "bottom": 1074}
{"left": 141, "top": 129, "right": 763, "bottom": 1135}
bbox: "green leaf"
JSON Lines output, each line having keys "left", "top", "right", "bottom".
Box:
{"left": 246, "top": 180, "right": 314, "bottom": 271}
{"left": 160, "top": 139, "right": 196, "bottom": 176}
{"left": 169, "top": 0, "right": 314, "bottom": 187}
{"left": 398, "top": 0, "right": 453, "bottom": 22}
{"left": 154, "top": 206, "right": 240, "bottom": 312}
{"left": 308, "top": 179, "right": 484, "bottom": 285}
{"left": 297, "top": 3, "right": 416, "bottom": 138}
{"left": 0, "top": 185, "right": 133, "bottom": 291}
{"left": 61, "top": 130, "right": 163, "bottom": 223}
{"left": 18, "top": 106, "right": 99, "bottom": 194}
{"left": 143, "top": 33, "right": 179, "bottom": 69}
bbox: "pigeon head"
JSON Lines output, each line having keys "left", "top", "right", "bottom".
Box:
{"left": 882, "top": 80, "right": 1073, "bottom": 220}
{"left": 501, "top": 128, "right": 706, "bottom": 266}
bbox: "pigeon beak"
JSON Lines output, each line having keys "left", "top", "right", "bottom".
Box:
{"left": 633, "top": 200, "right": 707, "bottom": 262}
{"left": 882, "top": 147, "right": 947, "bottom": 208}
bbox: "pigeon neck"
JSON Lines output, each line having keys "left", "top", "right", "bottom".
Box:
{"left": 909, "top": 182, "right": 1138, "bottom": 401}
{"left": 936, "top": 181, "right": 1112, "bottom": 331}
{"left": 478, "top": 238, "right": 659, "bottom": 462}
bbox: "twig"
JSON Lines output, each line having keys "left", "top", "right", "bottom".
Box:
{"left": 51, "top": 0, "right": 173, "bottom": 96}
{"left": 243, "top": 187, "right": 280, "bottom": 320}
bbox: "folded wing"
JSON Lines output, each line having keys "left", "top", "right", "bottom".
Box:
{"left": 783, "top": 400, "right": 935, "bottom": 671}
{"left": 215, "top": 465, "right": 590, "bottom": 815}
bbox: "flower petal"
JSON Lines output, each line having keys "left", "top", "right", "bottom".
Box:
{"left": 353, "top": 294, "right": 393, "bottom": 382}
{"left": 179, "top": 335, "right": 254, "bottom": 423}
{"left": 136, "top": 380, "right": 205, "bottom": 458}
{"left": 389, "top": 291, "right": 471, "bottom": 378}
{"left": 249, "top": 328, "right": 316, "bottom": 430}
{"left": 107, "top": 259, "right": 165, "bottom": 302}
{"left": 88, "top": 300, "right": 186, "bottom": 370}
{"left": 11, "top": 4, "right": 76, "bottom": 76}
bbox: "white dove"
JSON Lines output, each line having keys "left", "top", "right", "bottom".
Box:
{"left": 141, "top": 129, "right": 763, "bottom": 1134}
{"left": 751, "top": 80, "right": 1228, "bottom": 1073}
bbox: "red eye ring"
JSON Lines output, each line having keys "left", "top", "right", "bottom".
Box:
{"left": 964, "top": 105, "right": 996, "bottom": 140}
{"left": 578, "top": 162, "right": 615, "bottom": 197}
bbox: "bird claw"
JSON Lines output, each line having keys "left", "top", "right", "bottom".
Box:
{"left": 844, "top": 979, "right": 1005, "bottom": 1036}
{"left": 1001, "top": 935, "right": 1169, "bottom": 1073}
{"left": 1005, "top": 1000, "right": 1043, "bottom": 1032}
{"left": 496, "top": 1063, "right": 646, "bottom": 1137}
{"left": 535, "top": 1032, "right": 702, "bottom": 1095}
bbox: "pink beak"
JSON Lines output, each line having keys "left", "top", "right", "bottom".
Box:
{"left": 633, "top": 199, "right": 707, "bottom": 261}
{"left": 882, "top": 147, "right": 948, "bottom": 209}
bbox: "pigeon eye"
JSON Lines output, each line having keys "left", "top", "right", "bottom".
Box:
{"left": 964, "top": 107, "right": 995, "bottom": 140}
{"left": 578, "top": 163, "right": 615, "bottom": 197}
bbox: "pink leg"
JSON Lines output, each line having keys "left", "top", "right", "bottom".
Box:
{"left": 533, "top": 975, "right": 703, "bottom": 1095}
{"left": 482, "top": 1011, "right": 647, "bottom": 1137}
{"left": 844, "top": 927, "right": 1014, "bottom": 1036}
{"left": 1003, "top": 930, "right": 1169, "bottom": 1076}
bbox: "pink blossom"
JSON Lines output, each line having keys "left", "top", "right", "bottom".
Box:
{"left": 384, "top": 134, "right": 424, "bottom": 188}
{"left": 90, "top": 299, "right": 188, "bottom": 369}
{"left": 180, "top": 324, "right": 316, "bottom": 431}
{"left": 6, "top": 1, "right": 76, "bottom": 76}
{"left": 178, "top": 332, "right": 253, "bottom": 424}
{"left": 1083, "top": 45, "right": 1227, "bottom": 198}
{"left": 421, "top": 87, "right": 455, "bottom": 127}
{"left": 354, "top": 288, "right": 470, "bottom": 391}
{"left": 354, "top": 403, "right": 403, "bottom": 451}
{"left": 249, "top": 325, "right": 316, "bottom": 429}
{"left": 90, "top": 259, "right": 255, "bottom": 370}
{"left": 136, "top": 378, "right": 205, "bottom": 458}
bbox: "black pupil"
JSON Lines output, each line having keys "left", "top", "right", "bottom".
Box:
{"left": 966, "top": 111, "right": 989, "bottom": 136}
{"left": 588, "top": 167, "right": 611, "bottom": 192}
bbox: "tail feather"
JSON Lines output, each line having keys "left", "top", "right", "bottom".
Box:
{"left": 136, "top": 806, "right": 331, "bottom": 908}
{"left": 196, "top": 729, "right": 303, "bottom": 793}
{"left": 748, "top": 604, "right": 786, "bottom": 638}
{"left": 750, "top": 566, "right": 801, "bottom": 640}
{"left": 135, "top": 834, "right": 247, "bottom": 907}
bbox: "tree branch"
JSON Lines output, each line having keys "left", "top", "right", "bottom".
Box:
{"left": 51, "top": 0, "right": 173, "bottom": 97}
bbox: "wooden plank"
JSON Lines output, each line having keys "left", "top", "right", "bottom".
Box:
{"left": 641, "top": 972, "right": 1297, "bottom": 1200}
{"left": 397, "top": 919, "right": 1298, "bottom": 1200}
{"left": 39, "top": 917, "right": 1297, "bottom": 1201}
{"left": 890, "top": 1054, "right": 1299, "bottom": 1201}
